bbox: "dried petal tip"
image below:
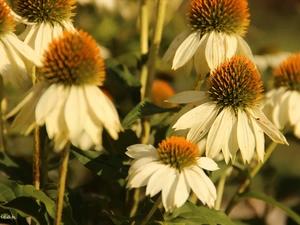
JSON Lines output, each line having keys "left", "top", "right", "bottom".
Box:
{"left": 41, "top": 29, "right": 105, "bottom": 86}
{"left": 188, "top": 0, "right": 250, "bottom": 36}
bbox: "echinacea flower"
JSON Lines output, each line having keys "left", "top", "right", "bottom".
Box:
{"left": 0, "top": 0, "right": 41, "bottom": 86}
{"left": 7, "top": 29, "right": 122, "bottom": 152}
{"left": 163, "top": 0, "right": 253, "bottom": 80}
{"left": 262, "top": 53, "right": 300, "bottom": 138}
{"left": 168, "top": 56, "right": 288, "bottom": 164}
{"left": 126, "top": 136, "right": 219, "bottom": 212}
{"left": 13, "top": 0, "right": 76, "bottom": 59}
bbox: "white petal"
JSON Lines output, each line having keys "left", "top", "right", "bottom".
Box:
{"left": 146, "top": 165, "right": 171, "bottom": 197}
{"left": 206, "top": 107, "right": 233, "bottom": 162}
{"left": 35, "top": 84, "right": 58, "bottom": 125}
{"left": 205, "top": 31, "right": 227, "bottom": 70}
{"left": 126, "top": 144, "right": 157, "bottom": 159}
{"left": 228, "top": 116, "right": 239, "bottom": 161}
{"left": 249, "top": 114, "right": 265, "bottom": 162}
{"left": 64, "top": 86, "right": 86, "bottom": 139}
{"left": 250, "top": 107, "right": 288, "bottom": 145}
{"left": 71, "top": 131, "right": 94, "bottom": 150}
{"left": 161, "top": 169, "right": 177, "bottom": 212}
{"left": 288, "top": 91, "right": 300, "bottom": 125}
{"left": 194, "top": 33, "right": 210, "bottom": 79}
{"left": 173, "top": 173, "right": 190, "bottom": 208}
{"left": 174, "top": 102, "right": 218, "bottom": 130}
{"left": 197, "top": 157, "right": 219, "bottom": 171}
{"left": 237, "top": 109, "right": 255, "bottom": 163}
{"left": 82, "top": 112, "right": 103, "bottom": 145}
{"left": 53, "top": 130, "right": 69, "bottom": 152}
{"left": 294, "top": 121, "right": 300, "bottom": 138}
{"left": 224, "top": 34, "right": 238, "bottom": 59}
{"left": 172, "top": 32, "right": 201, "bottom": 70}
{"left": 163, "top": 30, "right": 190, "bottom": 62}
{"left": 128, "top": 157, "right": 157, "bottom": 176}
{"left": 167, "top": 91, "right": 206, "bottom": 104}
{"left": 235, "top": 35, "right": 253, "bottom": 60}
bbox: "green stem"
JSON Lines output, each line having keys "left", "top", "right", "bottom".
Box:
{"left": 225, "top": 141, "right": 278, "bottom": 214}
{"left": 54, "top": 143, "right": 70, "bottom": 225}
{"left": 215, "top": 168, "right": 229, "bottom": 210}
{"left": 143, "top": 0, "right": 167, "bottom": 99}
{"left": 140, "top": 195, "right": 162, "bottom": 225}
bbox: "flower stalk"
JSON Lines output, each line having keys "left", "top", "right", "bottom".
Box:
{"left": 140, "top": 195, "right": 162, "bottom": 225}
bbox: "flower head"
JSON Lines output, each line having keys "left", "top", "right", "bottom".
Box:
{"left": 14, "top": 0, "right": 76, "bottom": 60}
{"left": 126, "top": 136, "right": 219, "bottom": 212}
{"left": 0, "top": 0, "right": 41, "bottom": 86}
{"left": 163, "top": 0, "right": 253, "bottom": 81}
{"left": 169, "top": 56, "right": 288, "bottom": 163}
{"left": 262, "top": 53, "right": 300, "bottom": 138}
{"left": 7, "top": 29, "right": 122, "bottom": 151}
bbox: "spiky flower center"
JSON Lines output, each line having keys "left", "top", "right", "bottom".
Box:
{"left": 0, "top": 1, "right": 15, "bottom": 36}
{"left": 13, "top": 0, "right": 76, "bottom": 24}
{"left": 273, "top": 53, "right": 300, "bottom": 91}
{"left": 208, "top": 56, "right": 263, "bottom": 112}
{"left": 157, "top": 136, "right": 200, "bottom": 172}
{"left": 187, "top": 0, "right": 250, "bottom": 36}
{"left": 41, "top": 29, "right": 106, "bottom": 86}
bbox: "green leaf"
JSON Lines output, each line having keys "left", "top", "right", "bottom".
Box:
{"left": 165, "top": 202, "right": 235, "bottom": 225}
{"left": 239, "top": 191, "right": 300, "bottom": 224}
{"left": 122, "top": 98, "right": 180, "bottom": 128}
{"left": 0, "top": 196, "right": 48, "bottom": 225}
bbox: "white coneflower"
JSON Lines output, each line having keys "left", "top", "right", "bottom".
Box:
{"left": 0, "top": 0, "right": 41, "bottom": 86}
{"left": 13, "top": 0, "right": 76, "bottom": 59}
{"left": 168, "top": 56, "right": 288, "bottom": 164}
{"left": 126, "top": 136, "right": 219, "bottom": 212}
{"left": 262, "top": 53, "right": 300, "bottom": 138}
{"left": 163, "top": 0, "right": 252, "bottom": 80}
{"left": 7, "top": 29, "right": 122, "bottom": 152}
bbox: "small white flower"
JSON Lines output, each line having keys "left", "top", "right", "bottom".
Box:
{"left": 126, "top": 136, "right": 219, "bottom": 212}
{"left": 168, "top": 56, "right": 288, "bottom": 164}
{"left": 262, "top": 53, "right": 300, "bottom": 138}
{"left": 7, "top": 30, "right": 122, "bottom": 151}
{"left": 0, "top": 1, "right": 41, "bottom": 86}
{"left": 163, "top": 0, "right": 252, "bottom": 79}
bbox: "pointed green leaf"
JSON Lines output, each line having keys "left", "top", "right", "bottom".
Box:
{"left": 239, "top": 191, "right": 300, "bottom": 224}
{"left": 122, "top": 98, "right": 180, "bottom": 128}
{"left": 165, "top": 202, "right": 235, "bottom": 225}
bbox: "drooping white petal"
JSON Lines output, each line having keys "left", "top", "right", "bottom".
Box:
{"left": 163, "top": 29, "right": 191, "bottom": 62}
{"left": 250, "top": 107, "right": 288, "bottom": 145}
{"left": 173, "top": 173, "right": 190, "bottom": 208}
{"left": 146, "top": 165, "right": 172, "bottom": 197}
{"left": 235, "top": 35, "right": 253, "bottom": 60}
{"left": 205, "top": 31, "right": 227, "bottom": 70}
{"left": 127, "top": 161, "right": 161, "bottom": 189}
{"left": 126, "top": 144, "right": 157, "bottom": 159}
{"left": 288, "top": 91, "right": 300, "bottom": 125}
{"left": 294, "top": 121, "right": 300, "bottom": 138}
{"left": 206, "top": 107, "right": 233, "bottom": 161}
{"left": 172, "top": 32, "right": 201, "bottom": 70}
{"left": 127, "top": 157, "right": 157, "bottom": 176}
{"left": 173, "top": 102, "right": 218, "bottom": 130}
{"left": 237, "top": 109, "right": 255, "bottom": 163}
{"left": 161, "top": 169, "right": 177, "bottom": 212}
{"left": 197, "top": 157, "right": 219, "bottom": 171}
{"left": 71, "top": 130, "right": 94, "bottom": 150}
{"left": 224, "top": 34, "right": 238, "bottom": 60}
{"left": 249, "top": 112, "right": 265, "bottom": 162}
{"left": 167, "top": 91, "right": 206, "bottom": 104}
{"left": 64, "top": 86, "right": 87, "bottom": 139}
{"left": 228, "top": 116, "right": 239, "bottom": 161}
{"left": 35, "top": 84, "right": 58, "bottom": 125}
{"left": 53, "top": 130, "right": 69, "bottom": 152}
{"left": 194, "top": 33, "right": 210, "bottom": 79}
{"left": 273, "top": 91, "right": 289, "bottom": 129}
{"left": 82, "top": 112, "right": 103, "bottom": 145}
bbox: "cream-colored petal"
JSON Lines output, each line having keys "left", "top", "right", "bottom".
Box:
{"left": 64, "top": 86, "right": 86, "bottom": 139}
{"left": 205, "top": 31, "right": 227, "bottom": 70}
{"left": 127, "top": 157, "right": 157, "bottom": 176}
{"left": 163, "top": 29, "right": 191, "bottom": 62}
{"left": 197, "top": 157, "right": 219, "bottom": 171}
{"left": 126, "top": 144, "right": 157, "bottom": 159}
{"left": 173, "top": 173, "right": 190, "bottom": 209}
{"left": 294, "top": 121, "right": 300, "bottom": 138}
{"left": 161, "top": 169, "right": 177, "bottom": 212}
{"left": 71, "top": 131, "right": 94, "bottom": 150}
{"left": 237, "top": 109, "right": 255, "bottom": 163}
{"left": 224, "top": 34, "right": 238, "bottom": 59}
{"left": 145, "top": 164, "right": 170, "bottom": 197}
{"left": 82, "top": 114, "right": 103, "bottom": 146}
{"left": 273, "top": 91, "right": 289, "bottom": 129}
{"left": 53, "top": 130, "right": 69, "bottom": 152}
{"left": 249, "top": 113, "right": 265, "bottom": 162}
{"left": 167, "top": 91, "right": 206, "bottom": 104}
{"left": 235, "top": 35, "right": 253, "bottom": 60}
{"left": 194, "top": 33, "right": 210, "bottom": 79}
{"left": 172, "top": 32, "right": 201, "bottom": 70}
{"left": 250, "top": 107, "right": 288, "bottom": 145}
{"left": 228, "top": 116, "right": 239, "bottom": 161}
{"left": 288, "top": 91, "right": 300, "bottom": 125}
